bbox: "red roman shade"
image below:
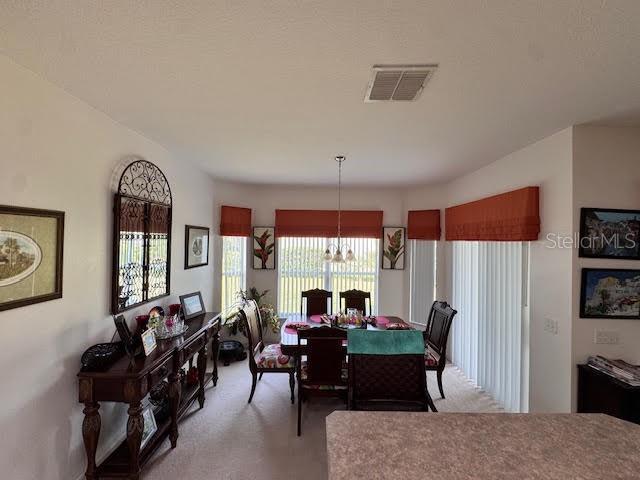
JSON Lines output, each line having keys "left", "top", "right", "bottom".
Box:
{"left": 220, "top": 205, "right": 252, "bottom": 236}
{"left": 275, "top": 210, "right": 383, "bottom": 238}
{"left": 445, "top": 186, "right": 540, "bottom": 241}
{"left": 407, "top": 210, "right": 441, "bottom": 240}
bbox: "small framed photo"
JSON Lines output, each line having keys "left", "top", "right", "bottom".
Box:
{"left": 140, "top": 407, "right": 158, "bottom": 449}
{"left": 141, "top": 327, "right": 157, "bottom": 356}
{"left": 1, "top": 205, "right": 65, "bottom": 311}
{"left": 180, "top": 291, "right": 205, "bottom": 320}
{"left": 381, "top": 227, "right": 406, "bottom": 270}
{"left": 252, "top": 227, "right": 275, "bottom": 269}
{"left": 113, "top": 314, "right": 136, "bottom": 358}
{"left": 184, "top": 225, "right": 210, "bottom": 269}
{"left": 579, "top": 208, "right": 640, "bottom": 260}
{"left": 580, "top": 268, "right": 640, "bottom": 319}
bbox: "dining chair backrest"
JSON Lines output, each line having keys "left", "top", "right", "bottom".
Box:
{"left": 297, "top": 327, "right": 347, "bottom": 386}
{"left": 301, "top": 288, "right": 333, "bottom": 316}
{"left": 424, "top": 301, "right": 457, "bottom": 363}
{"left": 347, "top": 329, "right": 429, "bottom": 410}
{"left": 339, "top": 289, "right": 371, "bottom": 316}
{"left": 239, "top": 300, "right": 263, "bottom": 369}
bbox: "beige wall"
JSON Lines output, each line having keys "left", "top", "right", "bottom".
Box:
{"left": 0, "top": 55, "right": 219, "bottom": 480}
{"left": 571, "top": 126, "right": 640, "bottom": 409}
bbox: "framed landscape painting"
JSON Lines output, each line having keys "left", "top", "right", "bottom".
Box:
{"left": 382, "top": 227, "right": 406, "bottom": 270}
{"left": 0, "top": 205, "right": 64, "bottom": 311}
{"left": 580, "top": 268, "right": 640, "bottom": 319}
{"left": 579, "top": 208, "right": 640, "bottom": 260}
{"left": 253, "top": 227, "right": 275, "bottom": 270}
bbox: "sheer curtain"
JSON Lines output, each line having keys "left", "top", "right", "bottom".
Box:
{"left": 451, "top": 241, "right": 529, "bottom": 412}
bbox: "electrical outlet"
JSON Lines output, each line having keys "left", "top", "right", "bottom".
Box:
{"left": 594, "top": 329, "right": 620, "bottom": 345}
{"left": 544, "top": 317, "right": 558, "bottom": 335}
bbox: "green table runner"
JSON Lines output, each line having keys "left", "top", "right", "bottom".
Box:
{"left": 347, "top": 329, "right": 424, "bottom": 355}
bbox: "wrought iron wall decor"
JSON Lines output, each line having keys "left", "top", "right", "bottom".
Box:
{"left": 111, "top": 159, "right": 172, "bottom": 313}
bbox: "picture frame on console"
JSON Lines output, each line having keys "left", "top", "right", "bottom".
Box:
{"left": 579, "top": 208, "right": 640, "bottom": 260}
{"left": 180, "top": 291, "right": 205, "bottom": 319}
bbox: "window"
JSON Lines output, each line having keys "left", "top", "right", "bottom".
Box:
{"left": 409, "top": 240, "right": 437, "bottom": 325}
{"left": 277, "top": 237, "right": 379, "bottom": 315}
{"left": 221, "top": 236, "right": 247, "bottom": 316}
{"left": 451, "top": 241, "right": 529, "bottom": 412}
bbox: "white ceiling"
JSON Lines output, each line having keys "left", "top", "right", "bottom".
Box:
{"left": 1, "top": 1, "right": 640, "bottom": 186}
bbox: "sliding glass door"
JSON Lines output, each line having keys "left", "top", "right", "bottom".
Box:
{"left": 451, "top": 241, "right": 529, "bottom": 412}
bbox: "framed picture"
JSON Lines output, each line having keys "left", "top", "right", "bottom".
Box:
{"left": 580, "top": 268, "right": 640, "bottom": 319}
{"left": 180, "top": 291, "right": 205, "bottom": 319}
{"left": 381, "top": 227, "right": 406, "bottom": 270}
{"left": 113, "top": 315, "right": 136, "bottom": 358}
{"left": 140, "top": 407, "right": 158, "bottom": 449}
{"left": 184, "top": 225, "right": 210, "bottom": 269}
{"left": 141, "top": 327, "right": 157, "bottom": 356}
{"left": 579, "top": 208, "right": 640, "bottom": 260}
{"left": 253, "top": 226, "right": 275, "bottom": 270}
{"left": 0, "top": 205, "right": 64, "bottom": 311}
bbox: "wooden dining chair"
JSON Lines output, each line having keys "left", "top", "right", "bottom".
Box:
{"left": 300, "top": 288, "right": 332, "bottom": 316}
{"left": 296, "top": 327, "right": 348, "bottom": 436}
{"left": 347, "top": 330, "right": 436, "bottom": 412}
{"left": 339, "top": 289, "right": 371, "bottom": 316}
{"left": 239, "top": 300, "right": 295, "bottom": 404}
{"left": 423, "top": 301, "right": 457, "bottom": 399}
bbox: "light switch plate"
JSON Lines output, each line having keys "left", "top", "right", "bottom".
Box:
{"left": 544, "top": 317, "right": 558, "bottom": 335}
{"left": 594, "top": 329, "right": 620, "bottom": 345}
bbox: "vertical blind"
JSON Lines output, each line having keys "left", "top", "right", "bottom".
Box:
{"left": 451, "top": 241, "right": 528, "bottom": 412}
{"left": 409, "top": 240, "right": 437, "bottom": 325}
{"left": 221, "top": 236, "right": 247, "bottom": 317}
{"left": 277, "top": 237, "right": 379, "bottom": 315}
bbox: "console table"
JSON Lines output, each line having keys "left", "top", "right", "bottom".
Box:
{"left": 78, "top": 312, "right": 221, "bottom": 480}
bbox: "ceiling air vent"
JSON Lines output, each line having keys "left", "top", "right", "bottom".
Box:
{"left": 364, "top": 64, "right": 438, "bottom": 102}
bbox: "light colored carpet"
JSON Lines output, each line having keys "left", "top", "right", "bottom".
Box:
{"left": 144, "top": 360, "right": 502, "bottom": 480}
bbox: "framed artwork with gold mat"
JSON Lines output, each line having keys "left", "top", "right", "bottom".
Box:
{"left": 0, "top": 205, "right": 64, "bottom": 311}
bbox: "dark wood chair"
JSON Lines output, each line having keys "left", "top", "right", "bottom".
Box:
{"left": 296, "top": 327, "right": 347, "bottom": 435}
{"left": 339, "top": 289, "right": 371, "bottom": 316}
{"left": 300, "top": 288, "right": 332, "bottom": 316}
{"left": 239, "top": 300, "right": 295, "bottom": 404}
{"left": 348, "top": 352, "right": 436, "bottom": 412}
{"left": 423, "top": 301, "right": 457, "bottom": 399}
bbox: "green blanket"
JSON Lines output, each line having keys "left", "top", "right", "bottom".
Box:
{"left": 347, "top": 329, "right": 424, "bottom": 355}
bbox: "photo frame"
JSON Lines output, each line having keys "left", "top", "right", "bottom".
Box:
{"left": 140, "top": 407, "right": 158, "bottom": 449}
{"left": 579, "top": 208, "right": 640, "bottom": 260}
{"left": 113, "top": 315, "right": 137, "bottom": 358}
{"left": 580, "top": 268, "right": 640, "bottom": 319}
{"left": 141, "top": 327, "right": 157, "bottom": 356}
{"left": 0, "top": 205, "right": 64, "bottom": 311}
{"left": 252, "top": 226, "right": 275, "bottom": 270}
{"left": 381, "top": 227, "right": 406, "bottom": 270}
{"left": 184, "top": 225, "right": 210, "bottom": 269}
{"left": 179, "top": 291, "right": 205, "bottom": 320}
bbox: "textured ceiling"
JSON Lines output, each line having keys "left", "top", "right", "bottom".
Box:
{"left": 1, "top": 1, "right": 640, "bottom": 186}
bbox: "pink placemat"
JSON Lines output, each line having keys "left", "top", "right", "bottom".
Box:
{"left": 375, "top": 316, "right": 390, "bottom": 325}
{"left": 284, "top": 326, "right": 298, "bottom": 334}
{"left": 309, "top": 315, "right": 324, "bottom": 323}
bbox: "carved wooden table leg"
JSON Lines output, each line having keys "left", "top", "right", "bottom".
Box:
{"left": 126, "top": 401, "right": 144, "bottom": 480}
{"left": 82, "top": 402, "right": 101, "bottom": 480}
{"left": 211, "top": 332, "right": 220, "bottom": 386}
{"left": 197, "top": 344, "right": 208, "bottom": 408}
{"left": 168, "top": 370, "right": 181, "bottom": 448}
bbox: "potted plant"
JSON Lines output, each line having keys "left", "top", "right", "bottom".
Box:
{"left": 223, "top": 288, "right": 283, "bottom": 343}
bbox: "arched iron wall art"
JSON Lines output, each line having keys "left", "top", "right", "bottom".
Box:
{"left": 111, "top": 159, "right": 173, "bottom": 313}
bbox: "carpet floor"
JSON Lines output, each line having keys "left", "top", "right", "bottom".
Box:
{"left": 144, "top": 359, "right": 502, "bottom": 480}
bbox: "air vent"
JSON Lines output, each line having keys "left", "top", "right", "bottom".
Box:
{"left": 364, "top": 64, "right": 438, "bottom": 102}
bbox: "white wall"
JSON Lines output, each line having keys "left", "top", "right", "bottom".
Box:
{"left": 441, "top": 128, "right": 575, "bottom": 413}
{"left": 571, "top": 126, "right": 640, "bottom": 409}
{"left": 0, "top": 55, "right": 219, "bottom": 480}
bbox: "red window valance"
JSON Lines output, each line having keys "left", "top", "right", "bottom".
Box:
{"left": 275, "top": 210, "right": 383, "bottom": 238}
{"left": 445, "top": 187, "right": 540, "bottom": 241}
{"left": 220, "top": 205, "right": 252, "bottom": 237}
{"left": 407, "top": 210, "right": 441, "bottom": 240}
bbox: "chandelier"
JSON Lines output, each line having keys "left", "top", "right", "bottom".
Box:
{"left": 323, "top": 156, "right": 355, "bottom": 263}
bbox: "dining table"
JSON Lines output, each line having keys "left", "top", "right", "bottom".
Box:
{"left": 279, "top": 314, "right": 411, "bottom": 356}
